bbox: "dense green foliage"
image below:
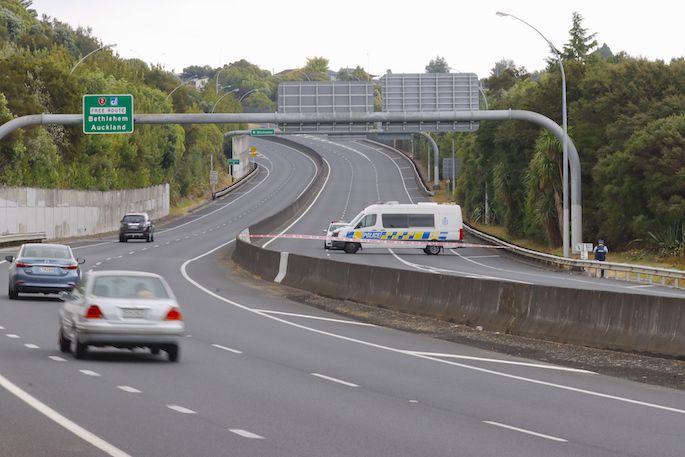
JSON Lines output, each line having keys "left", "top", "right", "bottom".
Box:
{"left": 450, "top": 13, "right": 684, "bottom": 254}
{"left": 0, "top": 0, "right": 272, "bottom": 202}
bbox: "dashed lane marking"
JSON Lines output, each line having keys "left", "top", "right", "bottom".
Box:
{"left": 228, "top": 429, "right": 264, "bottom": 439}
{"left": 49, "top": 356, "right": 67, "bottom": 362}
{"left": 484, "top": 421, "right": 567, "bottom": 443}
{"left": 117, "top": 386, "right": 142, "bottom": 393}
{"left": 211, "top": 344, "right": 242, "bottom": 354}
{"left": 24, "top": 344, "right": 39, "bottom": 349}
{"left": 167, "top": 405, "right": 196, "bottom": 414}
{"left": 79, "top": 370, "right": 100, "bottom": 377}
{"left": 6, "top": 334, "right": 19, "bottom": 339}
{"left": 310, "top": 373, "right": 359, "bottom": 388}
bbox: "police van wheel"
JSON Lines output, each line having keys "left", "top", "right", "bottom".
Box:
{"left": 424, "top": 245, "right": 441, "bottom": 255}
{"left": 344, "top": 243, "right": 360, "bottom": 254}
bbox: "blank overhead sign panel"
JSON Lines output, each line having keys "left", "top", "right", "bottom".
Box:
{"left": 277, "top": 81, "right": 374, "bottom": 133}
{"left": 380, "top": 73, "right": 480, "bottom": 132}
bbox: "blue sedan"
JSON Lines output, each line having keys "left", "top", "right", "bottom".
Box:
{"left": 6, "top": 243, "right": 85, "bottom": 299}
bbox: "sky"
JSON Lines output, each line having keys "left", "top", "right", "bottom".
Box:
{"left": 29, "top": 0, "right": 685, "bottom": 79}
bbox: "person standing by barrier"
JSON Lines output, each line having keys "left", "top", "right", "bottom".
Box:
{"left": 593, "top": 239, "right": 608, "bottom": 277}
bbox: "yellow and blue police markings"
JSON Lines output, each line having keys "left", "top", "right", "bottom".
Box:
{"left": 345, "top": 231, "right": 449, "bottom": 241}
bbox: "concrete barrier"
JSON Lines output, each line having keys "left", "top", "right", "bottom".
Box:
{"left": 233, "top": 239, "right": 685, "bottom": 358}
{"left": 0, "top": 184, "right": 169, "bottom": 240}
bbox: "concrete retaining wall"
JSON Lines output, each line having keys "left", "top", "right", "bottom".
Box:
{"left": 0, "top": 184, "right": 169, "bottom": 240}
{"left": 233, "top": 238, "right": 685, "bottom": 358}
{"left": 231, "top": 135, "right": 252, "bottom": 179}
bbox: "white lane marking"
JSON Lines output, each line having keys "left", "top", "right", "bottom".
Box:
{"left": 24, "top": 343, "right": 39, "bottom": 349}
{"left": 175, "top": 238, "right": 181, "bottom": 242}
{"left": 211, "top": 344, "right": 242, "bottom": 354}
{"left": 355, "top": 141, "right": 414, "bottom": 203}
{"left": 389, "top": 249, "right": 533, "bottom": 285}
{"left": 409, "top": 400, "right": 419, "bottom": 403}
{"left": 128, "top": 251, "right": 135, "bottom": 255}
{"left": 484, "top": 421, "right": 567, "bottom": 442}
{"left": 105, "top": 257, "right": 112, "bottom": 261}
{"left": 156, "top": 164, "right": 270, "bottom": 235}
{"left": 0, "top": 373, "right": 132, "bottom": 457}
{"left": 181, "top": 240, "right": 685, "bottom": 416}
{"left": 254, "top": 310, "right": 377, "bottom": 327}
{"left": 79, "top": 370, "right": 100, "bottom": 377}
{"left": 72, "top": 241, "right": 115, "bottom": 251}
{"left": 117, "top": 255, "right": 123, "bottom": 259}
{"left": 408, "top": 352, "right": 595, "bottom": 374}
{"left": 167, "top": 404, "right": 196, "bottom": 414}
{"left": 6, "top": 334, "right": 19, "bottom": 339}
{"left": 310, "top": 373, "right": 359, "bottom": 388}
{"left": 117, "top": 386, "right": 142, "bottom": 393}
{"left": 228, "top": 429, "right": 264, "bottom": 439}
{"left": 0, "top": 326, "right": 4, "bottom": 330}
{"left": 464, "top": 255, "right": 500, "bottom": 259}
{"left": 141, "top": 247, "right": 148, "bottom": 251}
{"left": 49, "top": 356, "right": 67, "bottom": 362}
{"left": 263, "top": 156, "right": 331, "bottom": 248}
{"left": 628, "top": 284, "right": 655, "bottom": 289}
{"left": 95, "top": 262, "right": 102, "bottom": 266}
{"left": 154, "top": 245, "right": 159, "bottom": 248}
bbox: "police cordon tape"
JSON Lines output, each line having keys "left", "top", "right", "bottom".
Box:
{"left": 241, "top": 233, "right": 505, "bottom": 249}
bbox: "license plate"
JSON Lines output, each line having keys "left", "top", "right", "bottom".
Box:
{"left": 39, "top": 267, "right": 56, "bottom": 273}
{"left": 122, "top": 308, "right": 147, "bottom": 319}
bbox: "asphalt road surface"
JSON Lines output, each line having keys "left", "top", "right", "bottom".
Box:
{"left": 1, "top": 136, "right": 683, "bottom": 457}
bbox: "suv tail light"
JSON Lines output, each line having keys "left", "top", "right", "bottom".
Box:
{"left": 85, "top": 305, "right": 104, "bottom": 319}
{"left": 165, "top": 308, "right": 183, "bottom": 321}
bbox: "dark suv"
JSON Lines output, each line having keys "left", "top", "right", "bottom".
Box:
{"left": 119, "top": 213, "right": 155, "bottom": 242}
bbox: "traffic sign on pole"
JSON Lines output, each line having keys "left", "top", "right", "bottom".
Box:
{"left": 228, "top": 159, "right": 240, "bottom": 165}
{"left": 249, "top": 128, "right": 275, "bottom": 136}
{"left": 209, "top": 170, "right": 219, "bottom": 185}
{"left": 83, "top": 94, "right": 134, "bottom": 134}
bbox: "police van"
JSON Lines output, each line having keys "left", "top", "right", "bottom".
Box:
{"left": 331, "top": 202, "right": 463, "bottom": 255}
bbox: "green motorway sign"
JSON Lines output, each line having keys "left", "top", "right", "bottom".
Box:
{"left": 83, "top": 94, "right": 134, "bottom": 134}
{"left": 249, "top": 128, "right": 275, "bottom": 137}
{"left": 228, "top": 159, "right": 240, "bottom": 165}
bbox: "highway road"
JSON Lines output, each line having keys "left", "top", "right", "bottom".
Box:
{"left": 0, "top": 136, "right": 684, "bottom": 456}
{"left": 265, "top": 135, "right": 685, "bottom": 299}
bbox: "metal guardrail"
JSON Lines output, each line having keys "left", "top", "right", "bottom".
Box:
{"left": 0, "top": 232, "right": 46, "bottom": 246}
{"left": 212, "top": 162, "right": 258, "bottom": 199}
{"left": 464, "top": 224, "right": 685, "bottom": 290}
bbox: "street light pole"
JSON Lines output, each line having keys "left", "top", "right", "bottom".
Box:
{"left": 238, "top": 88, "right": 262, "bottom": 103}
{"left": 215, "top": 67, "right": 228, "bottom": 93}
{"left": 165, "top": 79, "right": 196, "bottom": 100}
{"left": 211, "top": 88, "right": 239, "bottom": 113}
{"left": 496, "top": 11, "right": 570, "bottom": 258}
{"left": 69, "top": 43, "right": 117, "bottom": 76}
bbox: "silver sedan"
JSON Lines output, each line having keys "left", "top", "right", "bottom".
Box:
{"left": 58, "top": 270, "right": 184, "bottom": 361}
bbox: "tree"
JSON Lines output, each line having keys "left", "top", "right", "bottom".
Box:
{"left": 562, "top": 12, "right": 598, "bottom": 62}
{"left": 425, "top": 56, "right": 450, "bottom": 73}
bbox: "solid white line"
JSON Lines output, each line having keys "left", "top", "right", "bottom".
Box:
{"left": 628, "top": 284, "right": 655, "bottom": 289}
{"left": 117, "top": 385, "right": 142, "bottom": 393}
{"left": 24, "top": 343, "right": 39, "bottom": 349}
{"left": 167, "top": 404, "right": 196, "bottom": 414}
{"left": 79, "top": 370, "right": 100, "bottom": 377}
{"left": 255, "top": 310, "right": 376, "bottom": 327}
{"left": 0, "top": 326, "right": 4, "bottom": 330}
{"left": 181, "top": 235, "right": 685, "bottom": 416}
{"left": 49, "top": 356, "right": 67, "bottom": 362}
{"left": 263, "top": 155, "right": 331, "bottom": 248}
{"left": 72, "top": 241, "right": 115, "bottom": 251}
{"left": 408, "top": 352, "right": 595, "bottom": 374}
{"left": 464, "top": 255, "right": 501, "bottom": 259}
{"left": 0, "top": 373, "right": 132, "bottom": 456}
{"left": 6, "top": 334, "right": 19, "bottom": 339}
{"left": 211, "top": 344, "right": 242, "bottom": 354}
{"left": 484, "top": 421, "right": 567, "bottom": 442}
{"left": 355, "top": 141, "right": 414, "bottom": 203}
{"left": 310, "top": 373, "right": 359, "bottom": 388}
{"left": 228, "top": 429, "right": 264, "bottom": 439}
